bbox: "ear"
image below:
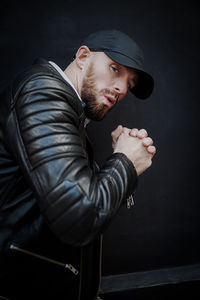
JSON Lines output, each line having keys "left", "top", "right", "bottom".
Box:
{"left": 75, "top": 46, "right": 91, "bottom": 70}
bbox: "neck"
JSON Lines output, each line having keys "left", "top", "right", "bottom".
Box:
{"left": 64, "top": 62, "right": 82, "bottom": 97}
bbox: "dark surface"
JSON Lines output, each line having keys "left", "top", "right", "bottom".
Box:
{"left": 0, "top": 0, "right": 200, "bottom": 279}
{"left": 100, "top": 281, "right": 200, "bottom": 299}
{"left": 100, "top": 263, "right": 200, "bottom": 294}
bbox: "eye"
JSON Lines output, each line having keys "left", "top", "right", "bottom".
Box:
{"left": 111, "top": 66, "right": 119, "bottom": 73}
{"left": 128, "top": 79, "right": 137, "bottom": 90}
{"left": 128, "top": 82, "right": 133, "bottom": 90}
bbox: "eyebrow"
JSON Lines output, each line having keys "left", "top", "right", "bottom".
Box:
{"left": 111, "top": 62, "right": 138, "bottom": 85}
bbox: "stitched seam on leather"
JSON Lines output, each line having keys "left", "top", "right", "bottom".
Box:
{"left": 31, "top": 153, "right": 85, "bottom": 170}
{"left": 29, "top": 143, "right": 82, "bottom": 156}
{"left": 24, "top": 131, "right": 80, "bottom": 146}
{"left": 18, "top": 121, "right": 74, "bottom": 133}
{"left": 19, "top": 108, "right": 70, "bottom": 122}
{"left": 9, "top": 109, "right": 32, "bottom": 170}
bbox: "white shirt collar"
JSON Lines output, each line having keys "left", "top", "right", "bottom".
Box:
{"left": 49, "top": 61, "right": 84, "bottom": 105}
{"left": 49, "top": 61, "right": 90, "bottom": 127}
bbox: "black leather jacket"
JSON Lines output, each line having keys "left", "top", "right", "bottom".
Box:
{"left": 0, "top": 58, "right": 138, "bottom": 299}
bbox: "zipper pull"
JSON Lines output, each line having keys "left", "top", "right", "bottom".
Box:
{"left": 65, "top": 263, "right": 79, "bottom": 275}
{"left": 127, "top": 195, "right": 135, "bottom": 209}
{"left": 10, "top": 244, "right": 79, "bottom": 275}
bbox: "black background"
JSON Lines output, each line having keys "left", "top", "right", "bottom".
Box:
{"left": 1, "top": 0, "right": 200, "bottom": 277}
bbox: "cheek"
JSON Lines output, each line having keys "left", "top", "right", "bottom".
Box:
{"left": 95, "top": 73, "right": 113, "bottom": 91}
{"left": 91, "top": 63, "right": 113, "bottom": 90}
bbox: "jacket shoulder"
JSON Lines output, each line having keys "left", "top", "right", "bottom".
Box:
{"left": 10, "top": 58, "right": 83, "bottom": 116}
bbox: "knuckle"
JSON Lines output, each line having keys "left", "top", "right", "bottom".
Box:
{"left": 152, "top": 146, "right": 156, "bottom": 153}
{"left": 130, "top": 128, "right": 138, "bottom": 137}
{"left": 142, "top": 128, "right": 147, "bottom": 134}
{"left": 123, "top": 127, "right": 130, "bottom": 133}
{"left": 139, "top": 128, "right": 148, "bottom": 136}
{"left": 149, "top": 137, "right": 153, "bottom": 143}
{"left": 146, "top": 137, "right": 152, "bottom": 143}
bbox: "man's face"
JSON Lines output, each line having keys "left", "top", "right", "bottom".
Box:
{"left": 81, "top": 52, "right": 138, "bottom": 121}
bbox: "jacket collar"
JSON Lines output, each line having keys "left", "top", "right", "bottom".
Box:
{"left": 33, "top": 58, "right": 87, "bottom": 127}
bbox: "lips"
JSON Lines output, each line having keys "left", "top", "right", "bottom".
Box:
{"left": 104, "top": 95, "right": 116, "bottom": 107}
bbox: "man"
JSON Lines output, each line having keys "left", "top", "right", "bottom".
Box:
{"left": 0, "top": 30, "right": 156, "bottom": 299}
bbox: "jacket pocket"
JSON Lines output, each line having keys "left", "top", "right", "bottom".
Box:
{"left": 10, "top": 243, "right": 79, "bottom": 275}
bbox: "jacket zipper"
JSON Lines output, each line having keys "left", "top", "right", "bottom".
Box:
{"left": 127, "top": 194, "right": 135, "bottom": 209}
{"left": 10, "top": 244, "right": 78, "bottom": 275}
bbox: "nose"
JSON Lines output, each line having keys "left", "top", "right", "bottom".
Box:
{"left": 113, "top": 79, "right": 128, "bottom": 99}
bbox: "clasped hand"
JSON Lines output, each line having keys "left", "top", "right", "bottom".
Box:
{"left": 111, "top": 125, "right": 156, "bottom": 176}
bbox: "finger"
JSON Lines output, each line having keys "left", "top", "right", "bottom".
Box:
{"left": 147, "top": 145, "right": 156, "bottom": 155}
{"left": 129, "top": 128, "right": 139, "bottom": 137}
{"left": 137, "top": 129, "right": 148, "bottom": 139}
{"left": 142, "top": 137, "right": 153, "bottom": 147}
{"left": 111, "top": 125, "right": 123, "bottom": 143}
{"left": 122, "top": 127, "right": 131, "bottom": 135}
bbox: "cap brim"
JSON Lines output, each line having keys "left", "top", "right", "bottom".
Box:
{"left": 104, "top": 51, "right": 154, "bottom": 100}
{"left": 132, "top": 70, "right": 154, "bottom": 100}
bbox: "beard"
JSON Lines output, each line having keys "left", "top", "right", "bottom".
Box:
{"left": 81, "top": 63, "right": 115, "bottom": 121}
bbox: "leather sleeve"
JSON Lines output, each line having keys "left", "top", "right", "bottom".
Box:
{"left": 6, "top": 75, "right": 138, "bottom": 246}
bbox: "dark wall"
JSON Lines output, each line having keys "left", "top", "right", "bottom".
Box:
{"left": 1, "top": 0, "right": 199, "bottom": 276}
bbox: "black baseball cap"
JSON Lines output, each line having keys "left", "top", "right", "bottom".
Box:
{"left": 81, "top": 29, "right": 154, "bottom": 100}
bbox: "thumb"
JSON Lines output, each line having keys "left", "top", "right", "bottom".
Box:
{"left": 111, "top": 125, "right": 123, "bottom": 143}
